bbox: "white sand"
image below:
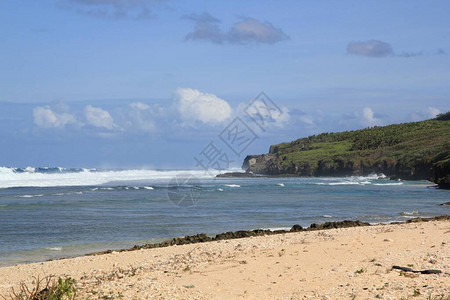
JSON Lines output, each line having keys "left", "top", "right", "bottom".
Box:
{"left": 1, "top": 220, "right": 449, "bottom": 299}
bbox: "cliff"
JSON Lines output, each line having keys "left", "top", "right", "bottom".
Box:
{"left": 243, "top": 113, "right": 450, "bottom": 188}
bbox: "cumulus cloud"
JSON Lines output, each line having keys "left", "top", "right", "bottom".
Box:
{"left": 85, "top": 105, "right": 117, "bottom": 130}
{"left": 33, "top": 106, "right": 78, "bottom": 128}
{"left": 60, "top": 0, "right": 162, "bottom": 19}
{"left": 129, "top": 102, "right": 150, "bottom": 110}
{"left": 184, "top": 13, "right": 289, "bottom": 45}
{"left": 409, "top": 107, "right": 441, "bottom": 121}
{"left": 426, "top": 107, "right": 441, "bottom": 118}
{"left": 175, "top": 88, "right": 232, "bottom": 125}
{"left": 125, "top": 102, "right": 156, "bottom": 132}
{"left": 361, "top": 107, "right": 382, "bottom": 126}
{"left": 290, "top": 109, "right": 315, "bottom": 126}
{"left": 347, "top": 40, "right": 393, "bottom": 57}
{"left": 243, "top": 99, "right": 290, "bottom": 129}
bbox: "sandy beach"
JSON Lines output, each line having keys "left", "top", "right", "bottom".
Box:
{"left": 1, "top": 219, "right": 449, "bottom": 299}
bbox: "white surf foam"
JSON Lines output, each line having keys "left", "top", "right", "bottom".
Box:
{"left": 224, "top": 184, "right": 240, "bottom": 188}
{"left": 322, "top": 215, "right": 333, "bottom": 218}
{"left": 373, "top": 182, "right": 403, "bottom": 186}
{"left": 143, "top": 186, "right": 154, "bottom": 190}
{"left": 0, "top": 167, "right": 235, "bottom": 189}
{"left": 45, "top": 247, "right": 62, "bottom": 251}
{"left": 217, "top": 188, "right": 224, "bottom": 191}
{"left": 399, "top": 211, "right": 419, "bottom": 216}
{"left": 262, "top": 227, "right": 292, "bottom": 231}
{"left": 18, "top": 194, "right": 44, "bottom": 198}
{"left": 327, "top": 182, "right": 360, "bottom": 186}
{"left": 277, "top": 183, "right": 285, "bottom": 187}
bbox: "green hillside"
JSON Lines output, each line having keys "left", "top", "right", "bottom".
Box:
{"left": 243, "top": 113, "right": 450, "bottom": 187}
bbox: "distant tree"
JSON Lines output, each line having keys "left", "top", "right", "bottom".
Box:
{"left": 435, "top": 111, "right": 450, "bottom": 121}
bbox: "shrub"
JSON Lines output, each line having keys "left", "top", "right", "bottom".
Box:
{"left": 3, "top": 276, "right": 76, "bottom": 300}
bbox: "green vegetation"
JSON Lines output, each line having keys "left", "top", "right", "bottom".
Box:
{"left": 4, "top": 276, "right": 76, "bottom": 300}
{"left": 245, "top": 114, "right": 450, "bottom": 187}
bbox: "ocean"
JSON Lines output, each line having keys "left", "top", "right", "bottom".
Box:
{"left": 0, "top": 167, "right": 448, "bottom": 267}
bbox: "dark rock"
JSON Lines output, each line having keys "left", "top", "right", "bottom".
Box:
{"left": 216, "top": 172, "right": 256, "bottom": 178}
{"left": 440, "top": 202, "right": 450, "bottom": 206}
{"left": 86, "top": 216, "right": 448, "bottom": 257}
{"left": 308, "top": 220, "right": 370, "bottom": 230}
{"left": 405, "top": 215, "right": 449, "bottom": 223}
{"left": 290, "top": 224, "right": 303, "bottom": 232}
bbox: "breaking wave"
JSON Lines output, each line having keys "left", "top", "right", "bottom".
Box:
{"left": 0, "top": 166, "right": 236, "bottom": 189}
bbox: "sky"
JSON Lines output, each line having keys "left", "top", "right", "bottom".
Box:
{"left": 0, "top": 0, "right": 449, "bottom": 169}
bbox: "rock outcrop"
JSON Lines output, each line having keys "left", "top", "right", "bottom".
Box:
{"left": 241, "top": 116, "right": 450, "bottom": 188}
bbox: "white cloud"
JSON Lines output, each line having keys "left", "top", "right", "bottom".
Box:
{"left": 426, "top": 107, "right": 441, "bottom": 118}
{"left": 129, "top": 102, "right": 150, "bottom": 110}
{"left": 246, "top": 100, "right": 290, "bottom": 127}
{"left": 33, "top": 106, "right": 77, "bottom": 128}
{"left": 175, "top": 88, "right": 232, "bottom": 125}
{"left": 361, "top": 107, "right": 382, "bottom": 126}
{"left": 184, "top": 14, "right": 289, "bottom": 45}
{"left": 183, "top": 13, "right": 224, "bottom": 44}
{"left": 229, "top": 18, "right": 289, "bottom": 44}
{"left": 85, "top": 105, "right": 116, "bottom": 130}
{"left": 298, "top": 115, "right": 314, "bottom": 125}
{"left": 409, "top": 107, "right": 442, "bottom": 121}
{"left": 126, "top": 102, "right": 156, "bottom": 132}
{"left": 239, "top": 99, "right": 290, "bottom": 128}
{"left": 347, "top": 40, "right": 393, "bottom": 57}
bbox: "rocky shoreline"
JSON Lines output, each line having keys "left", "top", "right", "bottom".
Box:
{"left": 87, "top": 215, "right": 450, "bottom": 257}
{"left": 236, "top": 116, "right": 450, "bottom": 189}
{"left": 2, "top": 217, "right": 449, "bottom": 299}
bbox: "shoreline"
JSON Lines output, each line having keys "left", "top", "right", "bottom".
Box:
{"left": 1, "top": 215, "right": 448, "bottom": 267}
{"left": 1, "top": 216, "right": 449, "bottom": 299}
{"left": 216, "top": 172, "right": 450, "bottom": 189}
{"left": 88, "top": 215, "right": 449, "bottom": 256}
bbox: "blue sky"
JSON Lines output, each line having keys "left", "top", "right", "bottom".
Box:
{"left": 0, "top": 0, "right": 449, "bottom": 168}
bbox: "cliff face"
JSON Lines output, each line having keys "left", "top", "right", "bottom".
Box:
{"left": 431, "top": 156, "right": 450, "bottom": 188}
{"left": 243, "top": 154, "right": 433, "bottom": 179}
{"left": 242, "top": 116, "right": 450, "bottom": 187}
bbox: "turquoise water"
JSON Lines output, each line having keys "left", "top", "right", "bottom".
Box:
{"left": 0, "top": 169, "right": 449, "bottom": 266}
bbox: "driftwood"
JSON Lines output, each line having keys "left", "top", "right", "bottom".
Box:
{"left": 392, "top": 265, "right": 442, "bottom": 274}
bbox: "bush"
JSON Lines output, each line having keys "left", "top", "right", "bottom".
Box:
{"left": 435, "top": 111, "right": 450, "bottom": 121}
{"left": 3, "top": 276, "right": 76, "bottom": 300}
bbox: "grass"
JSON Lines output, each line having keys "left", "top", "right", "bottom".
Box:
{"left": 259, "top": 116, "right": 450, "bottom": 181}
{"left": 2, "top": 276, "right": 76, "bottom": 300}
